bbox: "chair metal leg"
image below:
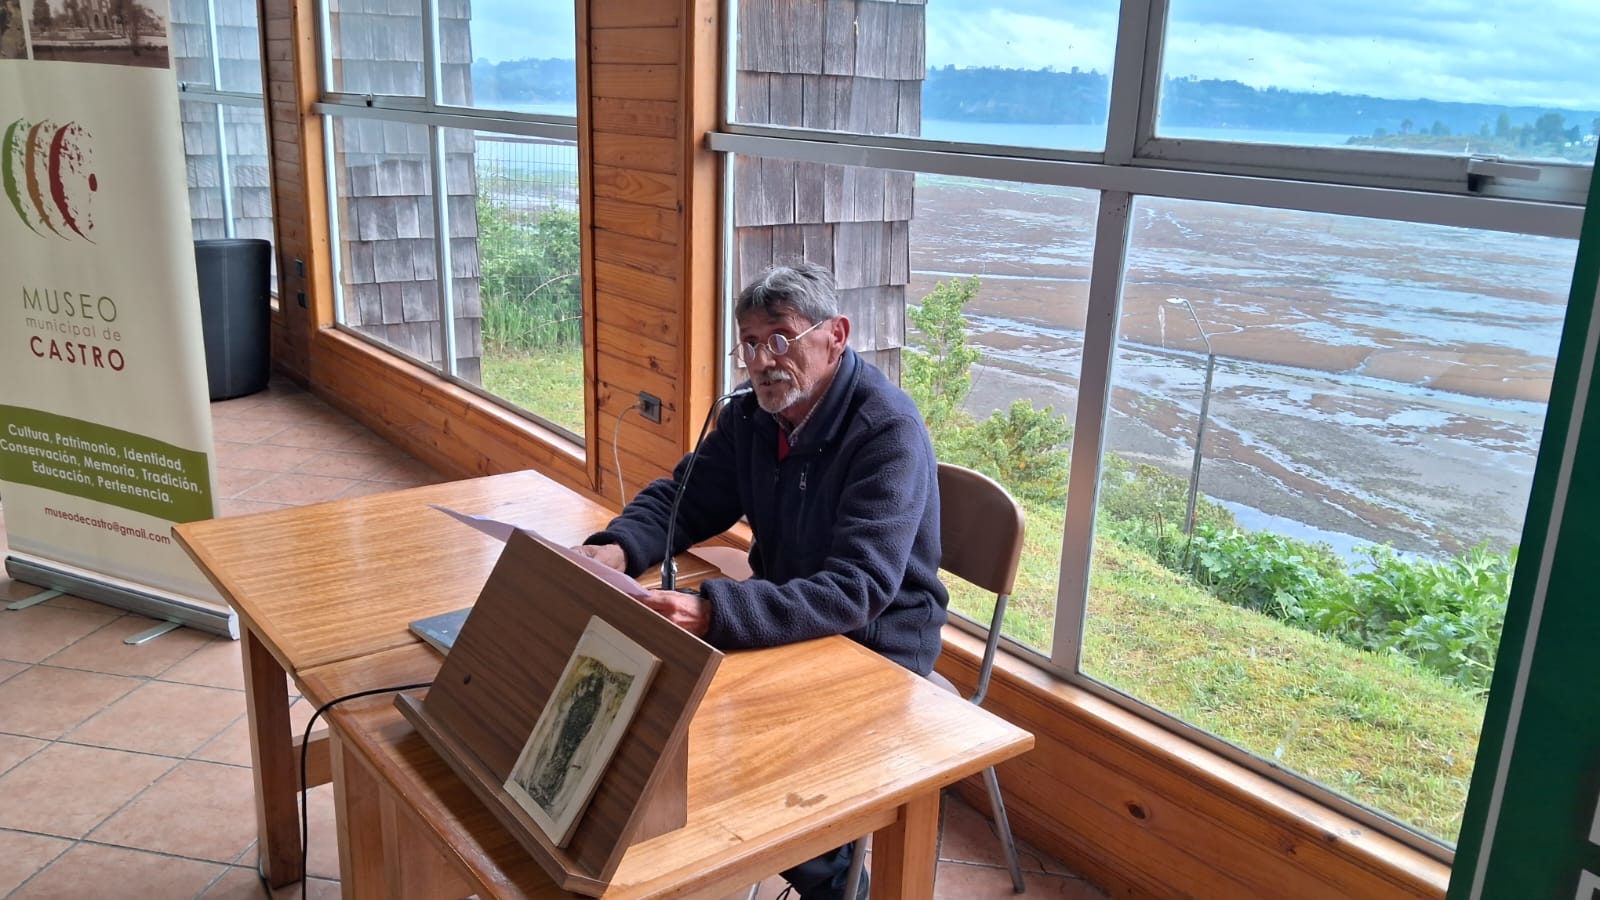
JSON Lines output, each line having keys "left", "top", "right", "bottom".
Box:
{"left": 746, "top": 885, "right": 761, "bottom": 900}
{"left": 983, "top": 764, "right": 1026, "bottom": 893}
{"left": 841, "top": 836, "right": 867, "bottom": 899}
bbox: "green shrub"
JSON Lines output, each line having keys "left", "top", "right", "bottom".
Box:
{"left": 1095, "top": 457, "right": 1237, "bottom": 552}
{"left": 1185, "top": 524, "right": 1346, "bottom": 623}
{"left": 1315, "top": 543, "right": 1512, "bottom": 694}
{"left": 477, "top": 197, "right": 581, "bottom": 352}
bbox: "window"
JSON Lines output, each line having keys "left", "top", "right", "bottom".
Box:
{"left": 317, "top": 0, "right": 584, "bottom": 439}
{"left": 171, "top": 0, "right": 276, "bottom": 279}
{"left": 715, "top": 0, "right": 1597, "bottom": 854}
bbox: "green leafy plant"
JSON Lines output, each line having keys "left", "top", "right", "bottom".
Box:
{"left": 476, "top": 197, "right": 581, "bottom": 352}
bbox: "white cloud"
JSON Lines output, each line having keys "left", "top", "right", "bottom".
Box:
{"left": 924, "top": 1, "right": 1600, "bottom": 111}
{"left": 927, "top": 9, "right": 1117, "bottom": 72}
{"left": 463, "top": 0, "right": 573, "bottom": 63}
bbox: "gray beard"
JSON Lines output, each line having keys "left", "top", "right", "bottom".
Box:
{"left": 757, "top": 381, "right": 804, "bottom": 416}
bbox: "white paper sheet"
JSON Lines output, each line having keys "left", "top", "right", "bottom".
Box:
{"left": 429, "top": 504, "right": 648, "bottom": 598}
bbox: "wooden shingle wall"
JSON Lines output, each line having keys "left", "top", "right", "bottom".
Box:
{"left": 171, "top": 0, "right": 274, "bottom": 249}
{"left": 322, "top": 0, "right": 483, "bottom": 380}
{"left": 731, "top": 0, "right": 923, "bottom": 382}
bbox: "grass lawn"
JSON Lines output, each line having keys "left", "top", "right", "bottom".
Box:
{"left": 946, "top": 503, "right": 1483, "bottom": 844}
{"left": 481, "top": 347, "right": 585, "bottom": 436}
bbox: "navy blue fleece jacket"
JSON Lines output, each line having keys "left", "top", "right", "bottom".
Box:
{"left": 586, "top": 349, "right": 948, "bottom": 675}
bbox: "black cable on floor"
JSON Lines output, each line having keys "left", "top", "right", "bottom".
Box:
{"left": 252, "top": 680, "right": 434, "bottom": 897}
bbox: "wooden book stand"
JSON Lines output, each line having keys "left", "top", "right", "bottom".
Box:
{"left": 396, "top": 529, "right": 722, "bottom": 895}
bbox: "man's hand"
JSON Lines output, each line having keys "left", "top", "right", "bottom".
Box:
{"left": 571, "top": 542, "right": 627, "bottom": 572}
{"left": 637, "top": 589, "right": 710, "bottom": 637}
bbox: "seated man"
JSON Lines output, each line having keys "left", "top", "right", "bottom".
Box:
{"left": 575, "top": 261, "right": 948, "bottom": 900}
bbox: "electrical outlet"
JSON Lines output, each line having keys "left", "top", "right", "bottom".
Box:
{"left": 637, "top": 391, "right": 662, "bottom": 424}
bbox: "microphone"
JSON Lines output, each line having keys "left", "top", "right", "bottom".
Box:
{"left": 660, "top": 386, "right": 753, "bottom": 591}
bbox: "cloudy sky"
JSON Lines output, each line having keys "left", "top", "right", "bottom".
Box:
{"left": 469, "top": 0, "right": 1600, "bottom": 111}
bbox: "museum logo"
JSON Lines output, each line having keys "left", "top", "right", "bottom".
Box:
{"left": 2, "top": 117, "right": 97, "bottom": 242}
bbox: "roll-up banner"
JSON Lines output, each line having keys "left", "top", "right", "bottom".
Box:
{"left": 0, "top": 0, "right": 235, "bottom": 638}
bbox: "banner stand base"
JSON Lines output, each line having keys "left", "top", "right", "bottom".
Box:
{"left": 6, "top": 589, "right": 63, "bottom": 611}
{"left": 5, "top": 555, "right": 238, "bottom": 640}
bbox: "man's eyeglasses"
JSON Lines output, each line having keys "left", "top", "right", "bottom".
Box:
{"left": 732, "top": 318, "right": 827, "bottom": 364}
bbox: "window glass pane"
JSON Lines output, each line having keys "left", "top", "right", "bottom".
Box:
{"left": 908, "top": 174, "right": 1094, "bottom": 654}
{"left": 214, "top": 0, "right": 262, "bottom": 92}
{"left": 331, "top": 118, "right": 442, "bottom": 365}
{"left": 225, "top": 102, "right": 277, "bottom": 288}
{"left": 327, "top": 0, "right": 424, "bottom": 96}
{"left": 1160, "top": 1, "right": 1600, "bottom": 163}
{"left": 181, "top": 100, "right": 226, "bottom": 240}
{"left": 448, "top": 128, "right": 584, "bottom": 436}
{"left": 442, "top": 0, "right": 575, "bottom": 114}
{"left": 169, "top": 0, "right": 216, "bottom": 87}
{"left": 1085, "top": 197, "right": 1576, "bottom": 843}
{"left": 729, "top": 155, "right": 1093, "bottom": 653}
{"left": 730, "top": 0, "right": 1117, "bottom": 152}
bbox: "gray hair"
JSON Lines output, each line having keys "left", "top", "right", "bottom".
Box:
{"left": 734, "top": 262, "right": 841, "bottom": 325}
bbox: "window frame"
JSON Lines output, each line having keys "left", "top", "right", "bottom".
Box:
{"left": 711, "top": 0, "right": 1591, "bottom": 861}
{"left": 311, "top": 0, "right": 587, "bottom": 443}
{"left": 173, "top": 0, "right": 277, "bottom": 290}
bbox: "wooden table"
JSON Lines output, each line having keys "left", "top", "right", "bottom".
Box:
{"left": 174, "top": 470, "right": 1034, "bottom": 897}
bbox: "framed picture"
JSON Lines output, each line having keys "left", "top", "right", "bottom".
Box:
{"left": 504, "top": 615, "right": 660, "bottom": 846}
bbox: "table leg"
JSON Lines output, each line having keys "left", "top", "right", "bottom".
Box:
{"left": 869, "top": 791, "right": 941, "bottom": 899}
{"left": 332, "top": 731, "right": 385, "bottom": 899}
{"left": 241, "top": 629, "right": 303, "bottom": 887}
{"left": 332, "top": 722, "right": 473, "bottom": 900}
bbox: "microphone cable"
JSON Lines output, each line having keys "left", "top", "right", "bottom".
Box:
{"left": 660, "top": 386, "right": 752, "bottom": 590}
{"left": 255, "top": 680, "right": 434, "bottom": 897}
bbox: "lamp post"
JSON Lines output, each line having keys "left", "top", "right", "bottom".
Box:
{"left": 1166, "top": 297, "right": 1215, "bottom": 535}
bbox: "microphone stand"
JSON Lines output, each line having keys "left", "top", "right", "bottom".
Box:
{"left": 660, "top": 386, "right": 752, "bottom": 591}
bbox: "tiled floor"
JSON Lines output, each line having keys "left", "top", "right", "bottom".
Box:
{"left": 0, "top": 377, "right": 1108, "bottom": 899}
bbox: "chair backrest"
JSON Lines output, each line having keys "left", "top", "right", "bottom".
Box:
{"left": 936, "top": 463, "right": 1025, "bottom": 705}
{"left": 937, "top": 463, "right": 1025, "bottom": 598}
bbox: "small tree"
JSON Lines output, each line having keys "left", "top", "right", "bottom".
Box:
{"left": 904, "top": 276, "right": 1072, "bottom": 504}
{"left": 904, "top": 276, "right": 980, "bottom": 436}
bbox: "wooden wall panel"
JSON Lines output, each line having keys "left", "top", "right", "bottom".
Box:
{"left": 591, "top": 133, "right": 680, "bottom": 176}
{"left": 592, "top": 228, "right": 682, "bottom": 282}
{"left": 591, "top": 64, "right": 680, "bottom": 102}
{"left": 591, "top": 27, "right": 679, "bottom": 66}
{"left": 593, "top": 258, "right": 679, "bottom": 311}
{"left": 592, "top": 165, "right": 680, "bottom": 211}
{"left": 592, "top": 197, "right": 683, "bottom": 245}
{"left": 589, "top": 3, "right": 679, "bottom": 28}
{"left": 592, "top": 98, "right": 679, "bottom": 140}
{"left": 310, "top": 330, "right": 588, "bottom": 490}
{"left": 594, "top": 320, "right": 679, "bottom": 380}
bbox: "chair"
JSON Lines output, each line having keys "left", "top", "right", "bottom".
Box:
{"left": 907, "top": 463, "right": 1028, "bottom": 892}
{"left": 765, "top": 463, "right": 1028, "bottom": 898}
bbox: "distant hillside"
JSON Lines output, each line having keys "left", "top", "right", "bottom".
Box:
{"left": 926, "top": 66, "right": 1600, "bottom": 141}
{"left": 470, "top": 57, "right": 576, "bottom": 104}
{"left": 468, "top": 58, "right": 1600, "bottom": 154}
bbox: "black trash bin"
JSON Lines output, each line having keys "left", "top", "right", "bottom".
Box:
{"left": 195, "top": 238, "right": 272, "bottom": 401}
